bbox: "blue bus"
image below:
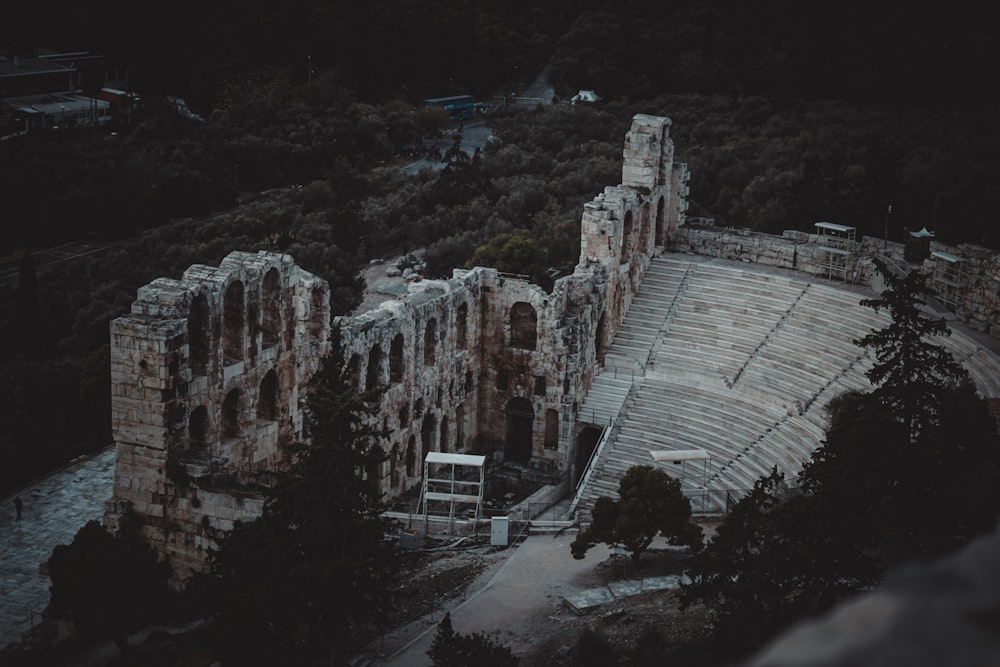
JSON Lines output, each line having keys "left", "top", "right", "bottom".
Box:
{"left": 423, "top": 94, "right": 475, "bottom": 121}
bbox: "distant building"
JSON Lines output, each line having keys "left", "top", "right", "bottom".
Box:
{"left": 1, "top": 49, "right": 131, "bottom": 134}
{"left": 571, "top": 90, "right": 600, "bottom": 105}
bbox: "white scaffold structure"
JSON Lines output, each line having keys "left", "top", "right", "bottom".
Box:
{"left": 417, "top": 452, "right": 486, "bottom": 535}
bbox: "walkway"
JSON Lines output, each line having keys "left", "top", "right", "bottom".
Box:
{"left": 369, "top": 533, "right": 612, "bottom": 666}
{"left": 0, "top": 446, "right": 116, "bottom": 647}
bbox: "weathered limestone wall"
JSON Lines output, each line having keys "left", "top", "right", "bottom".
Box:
{"left": 106, "top": 251, "right": 329, "bottom": 582}
{"left": 335, "top": 271, "right": 484, "bottom": 498}
{"left": 106, "top": 114, "right": 689, "bottom": 581}
{"left": 335, "top": 114, "right": 687, "bottom": 496}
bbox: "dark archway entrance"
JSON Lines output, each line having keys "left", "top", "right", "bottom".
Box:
{"left": 574, "top": 427, "right": 602, "bottom": 488}
{"left": 504, "top": 398, "right": 534, "bottom": 463}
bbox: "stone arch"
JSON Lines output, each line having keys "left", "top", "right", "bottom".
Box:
{"left": 366, "top": 344, "right": 382, "bottom": 391}
{"left": 221, "top": 388, "right": 242, "bottom": 441}
{"left": 390, "top": 443, "right": 400, "bottom": 489}
{"left": 389, "top": 333, "right": 404, "bottom": 383}
{"left": 260, "top": 268, "right": 281, "bottom": 348}
{"left": 575, "top": 427, "right": 602, "bottom": 487}
{"left": 639, "top": 202, "right": 651, "bottom": 255}
{"left": 619, "top": 210, "right": 633, "bottom": 265}
{"left": 257, "top": 369, "right": 278, "bottom": 422}
{"left": 504, "top": 397, "right": 534, "bottom": 463}
{"left": 188, "top": 294, "right": 210, "bottom": 376}
{"left": 439, "top": 416, "right": 449, "bottom": 453}
{"left": 421, "top": 413, "right": 437, "bottom": 462}
{"left": 308, "top": 286, "right": 325, "bottom": 341}
{"left": 406, "top": 435, "right": 417, "bottom": 477}
{"left": 189, "top": 405, "right": 209, "bottom": 452}
{"left": 456, "top": 303, "right": 468, "bottom": 349}
{"left": 509, "top": 302, "right": 537, "bottom": 350}
{"left": 544, "top": 409, "right": 559, "bottom": 449}
{"left": 423, "top": 318, "right": 437, "bottom": 365}
{"left": 655, "top": 195, "right": 666, "bottom": 247}
{"left": 222, "top": 281, "right": 245, "bottom": 364}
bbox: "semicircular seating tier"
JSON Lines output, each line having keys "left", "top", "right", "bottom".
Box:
{"left": 574, "top": 254, "right": 1000, "bottom": 514}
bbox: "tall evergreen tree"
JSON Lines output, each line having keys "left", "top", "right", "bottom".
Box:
{"left": 208, "top": 328, "right": 398, "bottom": 666}
{"left": 855, "top": 259, "right": 969, "bottom": 440}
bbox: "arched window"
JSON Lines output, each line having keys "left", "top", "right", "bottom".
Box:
{"left": 390, "top": 443, "right": 400, "bottom": 489}
{"left": 421, "top": 414, "right": 436, "bottom": 461}
{"left": 456, "top": 303, "right": 468, "bottom": 349}
{"left": 257, "top": 369, "right": 278, "bottom": 422}
{"left": 389, "top": 333, "right": 404, "bottom": 383}
{"left": 544, "top": 409, "right": 559, "bottom": 449}
{"left": 188, "top": 294, "right": 210, "bottom": 376}
{"left": 221, "top": 389, "right": 242, "bottom": 441}
{"left": 261, "top": 268, "right": 281, "bottom": 348}
{"left": 406, "top": 436, "right": 416, "bottom": 477}
{"left": 366, "top": 344, "right": 382, "bottom": 391}
{"left": 504, "top": 398, "right": 534, "bottom": 463}
{"left": 619, "top": 210, "right": 633, "bottom": 264}
{"left": 655, "top": 196, "right": 666, "bottom": 247}
{"left": 424, "top": 319, "right": 437, "bottom": 365}
{"left": 308, "top": 286, "right": 325, "bottom": 341}
{"left": 222, "top": 281, "right": 245, "bottom": 364}
{"left": 189, "top": 405, "right": 209, "bottom": 452}
{"left": 638, "top": 203, "right": 651, "bottom": 255}
{"left": 439, "top": 416, "right": 449, "bottom": 453}
{"left": 509, "top": 302, "right": 537, "bottom": 350}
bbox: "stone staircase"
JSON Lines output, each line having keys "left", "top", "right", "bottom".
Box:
{"left": 576, "top": 258, "right": 689, "bottom": 428}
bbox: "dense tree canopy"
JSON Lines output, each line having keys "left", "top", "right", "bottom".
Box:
{"left": 47, "top": 520, "right": 172, "bottom": 653}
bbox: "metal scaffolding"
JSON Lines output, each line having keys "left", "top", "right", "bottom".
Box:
{"left": 931, "top": 250, "right": 966, "bottom": 311}
{"left": 417, "top": 452, "right": 486, "bottom": 535}
{"left": 814, "top": 221, "right": 858, "bottom": 283}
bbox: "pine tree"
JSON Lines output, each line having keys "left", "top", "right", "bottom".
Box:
{"left": 855, "top": 259, "right": 969, "bottom": 440}
{"left": 208, "top": 327, "right": 398, "bottom": 666}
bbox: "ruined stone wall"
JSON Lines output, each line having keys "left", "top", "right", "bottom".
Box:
{"left": 335, "top": 114, "right": 686, "bottom": 494}
{"left": 106, "top": 114, "right": 688, "bottom": 580}
{"left": 106, "top": 251, "right": 329, "bottom": 582}
{"left": 335, "top": 271, "right": 484, "bottom": 499}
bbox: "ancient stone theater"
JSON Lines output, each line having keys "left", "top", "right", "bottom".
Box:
{"left": 105, "top": 114, "right": 1000, "bottom": 583}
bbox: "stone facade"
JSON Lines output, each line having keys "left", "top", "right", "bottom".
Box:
{"left": 337, "top": 113, "right": 685, "bottom": 500}
{"left": 105, "top": 251, "right": 329, "bottom": 582}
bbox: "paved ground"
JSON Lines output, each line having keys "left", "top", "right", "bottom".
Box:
{"left": 369, "top": 533, "right": 613, "bottom": 666}
{"left": 0, "top": 446, "right": 115, "bottom": 648}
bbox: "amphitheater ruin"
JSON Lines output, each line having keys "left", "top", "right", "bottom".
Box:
{"left": 105, "top": 114, "right": 1000, "bottom": 583}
